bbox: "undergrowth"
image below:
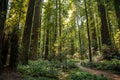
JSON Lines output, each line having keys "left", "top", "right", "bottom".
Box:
{"left": 17, "top": 59, "right": 109, "bottom": 80}
{"left": 81, "top": 59, "right": 120, "bottom": 74}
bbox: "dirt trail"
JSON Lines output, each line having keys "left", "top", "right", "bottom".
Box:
{"left": 76, "top": 63, "right": 120, "bottom": 80}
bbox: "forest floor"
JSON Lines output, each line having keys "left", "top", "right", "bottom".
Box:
{"left": 1, "top": 63, "right": 120, "bottom": 80}
{"left": 76, "top": 63, "right": 120, "bottom": 80}
{"left": 1, "top": 67, "right": 22, "bottom": 80}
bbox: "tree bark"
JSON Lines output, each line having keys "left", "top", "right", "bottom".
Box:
{"left": 22, "top": 0, "right": 35, "bottom": 65}
{"left": 97, "top": 0, "right": 111, "bottom": 45}
{"left": 58, "top": 0, "right": 62, "bottom": 60}
{"left": 0, "top": 0, "right": 8, "bottom": 74}
{"left": 30, "top": 0, "right": 42, "bottom": 60}
{"left": 84, "top": 0, "right": 92, "bottom": 62}
{"left": 88, "top": 0, "right": 98, "bottom": 51}
{"left": 44, "top": 29, "right": 49, "bottom": 60}
{"left": 9, "top": 27, "right": 19, "bottom": 70}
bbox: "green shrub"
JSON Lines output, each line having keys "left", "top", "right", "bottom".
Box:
{"left": 66, "top": 60, "right": 78, "bottom": 69}
{"left": 17, "top": 60, "right": 60, "bottom": 80}
{"left": 81, "top": 59, "right": 120, "bottom": 73}
{"left": 101, "top": 45, "right": 120, "bottom": 60}
{"left": 69, "top": 70, "right": 108, "bottom": 80}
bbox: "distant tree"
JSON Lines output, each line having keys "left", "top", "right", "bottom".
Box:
{"left": 44, "top": 29, "right": 49, "bottom": 59}
{"left": 58, "top": 0, "right": 62, "bottom": 60}
{"left": 88, "top": 0, "right": 98, "bottom": 51}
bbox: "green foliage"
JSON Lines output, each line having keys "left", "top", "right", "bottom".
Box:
{"left": 114, "top": 30, "right": 120, "bottom": 50}
{"left": 17, "top": 60, "right": 60, "bottom": 80}
{"left": 22, "top": 75, "right": 57, "bottom": 80}
{"left": 101, "top": 45, "right": 120, "bottom": 60}
{"left": 69, "top": 69, "right": 108, "bottom": 80}
{"left": 96, "top": 59, "right": 120, "bottom": 72}
{"left": 82, "top": 59, "right": 120, "bottom": 73}
{"left": 66, "top": 60, "right": 79, "bottom": 69}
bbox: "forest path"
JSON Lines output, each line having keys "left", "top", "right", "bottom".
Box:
{"left": 76, "top": 63, "right": 120, "bottom": 80}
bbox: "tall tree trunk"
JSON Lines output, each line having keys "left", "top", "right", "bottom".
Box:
{"left": 44, "top": 29, "right": 49, "bottom": 59}
{"left": 58, "top": 0, "right": 62, "bottom": 59}
{"left": 77, "top": 17, "right": 82, "bottom": 54}
{"left": 53, "top": 0, "right": 58, "bottom": 56}
{"left": 84, "top": 0, "right": 92, "bottom": 62}
{"left": 9, "top": 27, "right": 19, "bottom": 71}
{"left": 2, "top": 33, "right": 10, "bottom": 66}
{"left": 30, "top": 0, "right": 41, "bottom": 60}
{"left": 22, "top": 0, "right": 35, "bottom": 65}
{"left": 97, "top": 0, "right": 111, "bottom": 45}
{"left": 114, "top": 0, "right": 120, "bottom": 29}
{"left": 88, "top": 0, "right": 98, "bottom": 51}
{"left": 0, "top": 0, "right": 8, "bottom": 74}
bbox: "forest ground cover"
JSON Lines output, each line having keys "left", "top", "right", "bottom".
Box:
{"left": 2, "top": 59, "right": 120, "bottom": 80}
{"left": 76, "top": 63, "right": 120, "bottom": 80}
{"left": 5, "top": 59, "right": 109, "bottom": 80}
{"left": 81, "top": 59, "right": 120, "bottom": 74}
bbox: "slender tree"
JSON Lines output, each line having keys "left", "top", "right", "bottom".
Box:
{"left": 88, "top": 0, "right": 98, "bottom": 51}
{"left": 84, "top": 0, "right": 92, "bottom": 62}
{"left": 58, "top": 0, "right": 62, "bottom": 60}
{"left": 44, "top": 29, "right": 49, "bottom": 59}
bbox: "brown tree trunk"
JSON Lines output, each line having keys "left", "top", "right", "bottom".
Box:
{"left": 30, "top": 0, "right": 42, "bottom": 60}
{"left": 88, "top": 0, "right": 98, "bottom": 51}
{"left": 0, "top": 0, "right": 8, "bottom": 74}
{"left": 97, "top": 0, "right": 111, "bottom": 45}
{"left": 44, "top": 29, "right": 49, "bottom": 60}
{"left": 2, "top": 33, "right": 10, "bottom": 66}
{"left": 58, "top": 0, "right": 62, "bottom": 60}
{"left": 84, "top": 0, "right": 92, "bottom": 62}
{"left": 9, "top": 27, "right": 19, "bottom": 71}
{"left": 21, "top": 0, "right": 36, "bottom": 65}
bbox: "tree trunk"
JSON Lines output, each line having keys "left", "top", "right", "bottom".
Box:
{"left": 88, "top": 0, "right": 98, "bottom": 51}
{"left": 9, "top": 27, "right": 19, "bottom": 71}
{"left": 30, "top": 0, "right": 42, "bottom": 60}
{"left": 114, "top": 0, "right": 120, "bottom": 29}
{"left": 84, "top": 0, "right": 92, "bottom": 62}
{"left": 21, "top": 0, "right": 36, "bottom": 65}
{"left": 77, "top": 17, "right": 82, "bottom": 54}
{"left": 2, "top": 33, "right": 10, "bottom": 66}
{"left": 58, "top": 0, "right": 62, "bottom": 59}
{"left": 97, "top": 0, "right": 111, "bottom": 45}
{"left": 0, "top": 0, "right": 8, "bottom": 74}
{"left": 44, "top": 29, "right": 49, "bottom": 60}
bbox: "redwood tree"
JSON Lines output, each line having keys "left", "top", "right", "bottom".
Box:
{"left": 97, "top": 0, "right": 111, "bottom": 45}
{"left": 0, "top": 0, "right": 8, "bottom": 74}
{"left": 30, "top": 0, "right": 42, "bottom": 60}
{"left": 22, "top": 0, "right": 36, "bottom": 65}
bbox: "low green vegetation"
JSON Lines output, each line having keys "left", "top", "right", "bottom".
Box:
{"left": 69, "top": 69, "right": 108, "bottom": 80}
{"left": 81, "top": 59, "right": 120, "bottom": 74}
{"left": 18, "top": 59, "right": 109, "bottom": 80}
